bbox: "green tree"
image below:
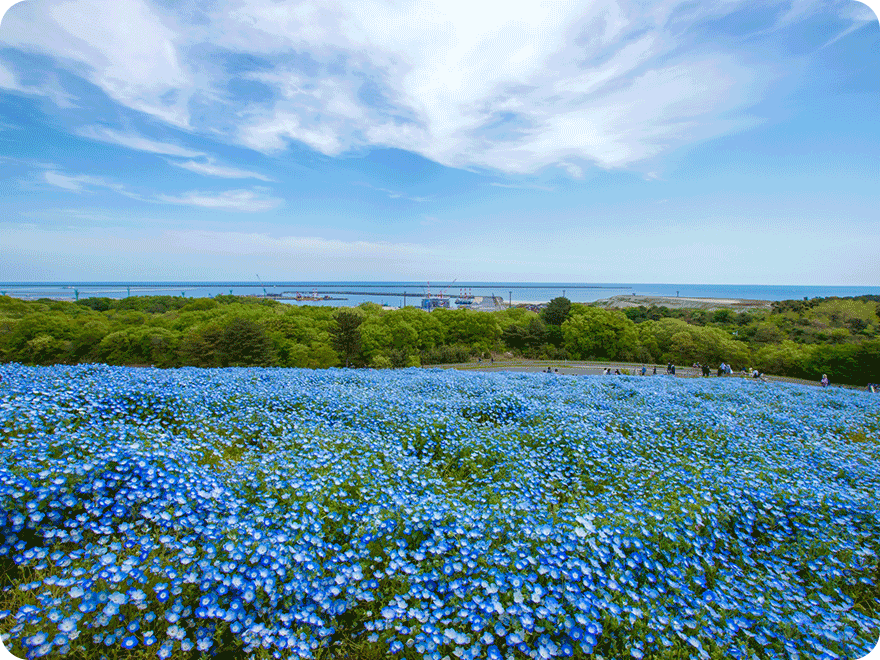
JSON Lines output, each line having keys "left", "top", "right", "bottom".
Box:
{"left": 753, "top": 340, "right": 813, "bottom": 378}
{"left": 623, "top": 306, "right": 649, "bottom": 324}
{"left": 218, "top": 318, "right": 275, "bottom": 367}
{"left": 746, "top": 321, "right": 785, "bottom": 345}
{"left": 542, "top": 297, "right": 572, "bottom": 326}
{"left": 436, "top": 309, "right": 502, "bottom": 348}
{"left": 309, "top": 342, "right": 340, "bottom": 368}
{"left": 75, "top": 297, "right": 114, "bottom": 312}
{"left": 284, "top": 343, "right": 311, "bottom": 368}
{"left": 132, "top": 327, "right": 179, "bottom": 367}
{"left": 2, "top": 313, "right": 77, "bottom": 362}
{"left": 502, "top": 317, "right": 548, "bottom": 354}
{"left": 330, "top": 310, "right": 364, "bottom": 367}
{"left": 389, "top": 347, "right": 409, "bottom": 368}
{"left": 802, "top": 339, "right": 880, "bottom": 385}
{"left": 95, "top": 330, "right": 134, "bottom": 365}
{"left": 69, "top": 320, "right": 111, "bottom": 362}
{"left": 562, "top": 307, "right": 639, "bottom": 360}
{"left": 25, "top": 334, "right": 70, "bottom": 365}
{"left": 636, "top": 321, "right": 661, "bottom": 363}
{"left": 391, "top": 306, "right": 444, "bottom": 350}
{"left": 663, "top": 324, "right": 750, "bottom": 368}
{"left": 178, "top": 325, "right": 224, "bottom": 367}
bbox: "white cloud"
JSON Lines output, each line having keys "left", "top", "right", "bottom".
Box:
{"left": 43, "top": 170, "right": 124, "bottom": 192}
{"left": 0, "top": 59, "right": 78, "bottom": 107}
{"left": 356, "top": 182, "right": 430, "bottom": 202}
{"left": 239, "top": 107, "right": 347, "bottom": 155}
{"left": 2, "top": 214, "right": 877, "bottom": 283}
{"left": 219, "top": 0, "right": 776, "bottom": 172}
{"left": 40, "top": 208, "right": 114, "bottom": 222}
{"left": 166, "top": 158, "right": 273, "bottom": 181}
{"left": 77, "top": 126, "right": 204, "bottom": 157}
{"left": 161, "top": 230, "right": 432, "bottom": 260}
{"left": 0, "top": 155, "right": 57, "bottom": 168}
{"left": 2, "top": 0, "right": 193, "bottom": 126}
{"left": 42, "top": 167, "right": 281, "bottom": 212}
{"left": 156, "top": 188, "right": 282, "bottom": 212}
{"left": 0, "top": 60, "right": 20, "bottom": 89}
{"left": 0, "top": 224, "right": 443, "bottom": 280}
{"left": 818, "top": 3, "right": 878, "bottom": 48}
{"left": 489, "top": 182, "right": 554, "bottom": 192}
{"left": 3, "top": 0, "right": 852, "bottom": 174}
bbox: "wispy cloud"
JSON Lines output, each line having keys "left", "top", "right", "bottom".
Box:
{"left": 1, "top": 224, "right": 440, "bottom": 280}
{"left": 0, "top": 155, "right": 58, "bottom": 169}
{"left": 818, "top": 3, "right": 877, "bottom": 49}
{"left": 0, "top": 60, "right": 78, "bottom": 108}
{"left": 356, "top": 182, "right": 431, "bottom": 202}
{"left": 216, "top": 0, "right": 778, "bottom": 173}
{"left": 77, "top": 126, "right": 204, "bottom": 158}
{"left": 30, "top": 208, "right": 115, "bottom": 223}
{"left": 3, "top": 0, "right": 859, "bottom": 175}
{"left": 165, "top": 158, "right": 274, "bottom": 181}
{"left": 489, "top": 182, "right": 554, "bottom": 192}
{"left": 42, "top": 167, "right": 282, "bottom": 212}
{"left": 43, "top": 170, "right": 125, "bottom": 193}
{"left": 161, "top": 230, "right": 433, "bottom": 260}
{"left": 1, "top": 0, "right": 193, "bottom": 127}
{"left": 156, "top": 188, "right": 283, "bottom": 212}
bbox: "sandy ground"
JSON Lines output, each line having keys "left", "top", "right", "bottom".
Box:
{"left": 438, "top": 361, "right": 717, "bottom": 378}
{"left": 431, "top": 359, "right": 841, "bottom": 388}
{"left": 590, "top": 294, "right": 772, "bottom": 311}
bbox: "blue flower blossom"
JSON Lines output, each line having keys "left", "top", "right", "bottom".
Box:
{"left": 0, "top": 365, "right": 877, "bottom": 659}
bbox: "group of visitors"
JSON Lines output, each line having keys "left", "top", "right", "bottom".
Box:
{"left": 533, "top": 363, "right": 874, "bottom": 392}
{"left": 692, "top": 362, "right": 734, "bottom": 377}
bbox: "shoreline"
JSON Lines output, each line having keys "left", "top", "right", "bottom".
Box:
{"left": 503, "top": 294, "right": 773, "bottom": 312}
{"left": 588, "top": 294, "right": 772, "bottom": 311}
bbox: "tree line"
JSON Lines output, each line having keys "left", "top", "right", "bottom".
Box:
{"left": 0, "top": 293, "right": 877, "bottom": 385}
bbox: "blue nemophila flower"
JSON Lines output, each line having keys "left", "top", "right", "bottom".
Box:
{"left": 1, "top": 365, "right": 878, "bottom": 659}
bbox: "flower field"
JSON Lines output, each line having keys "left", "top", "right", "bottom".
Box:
{"left": 1, "top": 365, "right": 878, "bottom": 660}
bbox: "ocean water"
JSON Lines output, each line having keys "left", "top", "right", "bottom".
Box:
{"left": 0, "top": 281, "right": 876, "bottom": 308}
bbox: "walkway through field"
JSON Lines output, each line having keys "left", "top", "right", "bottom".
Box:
{"left": 430, "top": 358, "right": 829, "bottom": 388}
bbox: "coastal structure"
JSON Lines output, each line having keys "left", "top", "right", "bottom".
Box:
{"left": 421, "top": 295, "right": 451, "bottom": 310}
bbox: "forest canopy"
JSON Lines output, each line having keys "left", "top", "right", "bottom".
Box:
{"left": 0, "top": 294, "right": 878, "bottom": 385}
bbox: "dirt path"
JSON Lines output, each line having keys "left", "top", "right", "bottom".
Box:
{"left": 429, "top": 358, "right": 831, "bottom": 388}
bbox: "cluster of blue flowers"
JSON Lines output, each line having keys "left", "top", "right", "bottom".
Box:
{"left": 0, "top": 363, "right": 877, "bottom": 659}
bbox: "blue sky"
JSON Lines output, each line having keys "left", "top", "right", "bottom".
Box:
{"left": 0, "top": 0, "right": 877, "bottom": 284}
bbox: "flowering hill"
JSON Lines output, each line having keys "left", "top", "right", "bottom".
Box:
{"left": 1, "top": 365, "right": 878, "bottom": 659}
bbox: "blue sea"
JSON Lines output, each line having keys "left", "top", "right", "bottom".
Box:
{"left": 0, "top": 282, "right": 877, "bottom": 307}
